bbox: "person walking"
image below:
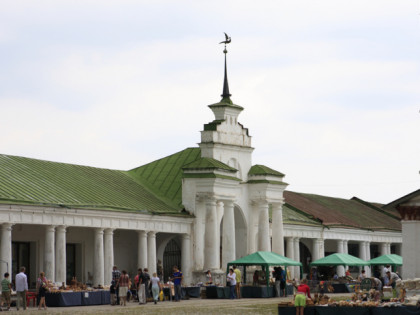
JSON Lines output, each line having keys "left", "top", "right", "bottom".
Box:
{"left": 1, "top": 272, "right": 12, "bottom": 311}
{"left": 171, "top": 266, "right": 183, "bottom": 302}
{"left": 15, "top": 266, "right": 28, "bottom": 311}
{"left": 118, "top": 270, "right": 130, "bottom": 306}
{"left": 233, "top": 265, "right": 241, "bottom": 299}
{"left": 150, "top": 272, "right": 162, "bottom": 304}
{"left": 135, "top": 268, "right": 147, "bottom": 304}
{"left": 143, "top": 268, "right": 151, "bottom": 299}
{"left": 227, "top": 268, "right": 237, "bottom": 299}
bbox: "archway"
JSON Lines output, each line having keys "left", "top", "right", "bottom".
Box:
{"left": 220, "top": 204, "right": 248, "bottom": 269}
{"left": 162, "top": 239, "right": 181, "bottom": 282}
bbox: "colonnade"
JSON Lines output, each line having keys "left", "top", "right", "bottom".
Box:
{"left": 0, "top": 223, "right": 191, "bottom": 286}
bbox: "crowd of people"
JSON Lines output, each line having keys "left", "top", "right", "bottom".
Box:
{"left": 110, "top": 265, "right": 183, "bottom": 306}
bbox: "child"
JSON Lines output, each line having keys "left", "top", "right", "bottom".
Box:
{"left": 1, "top": 272, "right": 12, "bottom": 311}
{"left": 110, "top": 283, "right": 117, "bottom": 306}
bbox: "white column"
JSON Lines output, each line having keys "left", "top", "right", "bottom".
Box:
{"left": 104, "top": 229, "right": 114, "bottom": 285}
{"left": 380, "top": 243, "right": 388, "bottom": 256}
{"left": 181, "top": 234, "right": 192, "bottom": 284}
{"left": 193, "top": 200, "right": 205, "bottom": 270}
{"left": 336, "top": 240, "right": 345, "bottom": 277}
{"left": 286, "top": 237, "right": 295, "bottom": 279}
{"left": 93, "top": 228, "right": 104, "bottom": 286}
{"left": 312, "top": 238, "right": 324, "bottom": 261}
{"left": 271, "top": 203, "right": 285, "bottom": 256}
{"left": 147, "top": 231, "right": 157, "bottom": 275}
{"left": 359, "top": 241, "right": 366, "bottom": 274}
{"left": 44, "top": 225, "right": 56, "bottom": 282}
{"left": 215, "top": 201, "right": 223, "bottom": 268}
{"left": 386, "top": 243, "right": 391, "bottom": 255}
{"left": 294, "top": 237, "right": 301, "bottom": 280}
{"left": 343, "top": 240, "right": 348, "bottom": 254}
{"left": 257, "top": 201, "right": 270, "bottom": 252}
{"left": 365, "top": 242, "right": 371, "bottom": 277}
{"left": 204, "top": 198, "right": 219, "bottom": 270}
{"left": 248, "top": 205, "right": 258, "bottom": 254}
{"left": 55, "top": 226, "right": 67, "bottom": 284}
{"left": 222, "top": 200, "right": 236, "bottom": 270}
{"left": 137, "top": 230, "right": 148, "bottom": 269}
{"left": 0, "top": 223, "right": 13, "bottom": 277}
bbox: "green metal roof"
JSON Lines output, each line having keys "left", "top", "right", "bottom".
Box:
{"left": 281, "top": 204, "right": 323, "bottom": 226}
{"left": 284, "top": 191, "right": 401, "bottom": 231}
{"left": 182, "top": 157, "right": 237, "bottom": 172}
{"left": 248, "top": 164, "right": 285, "bottom": 177}
{"left": 0, "top": 154, "right": 183, "bottom": 215}
{"left": 128, "top": 148, "right": 202, "bottom": 209}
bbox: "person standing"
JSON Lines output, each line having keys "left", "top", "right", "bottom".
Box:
{"left": 1, "top": 272, "right": 12, "bottom": 311}
{"left": 150, "top": 272, "right": 162, "bottom": 304}
{"left": 112, "top": 266, "right": 121, "bottom": 305}
{"left": 274, "top": 267, "right": 281, "bottom": 297}
{"left": 294, "top": 278, "right": 312, "bottom": 315}
{"left": 171, "top": 266, "right": 183, "bottom": 302}
{"left": 15, "top": 266, "right": 28, "bottom": 311}
{"left": 233, "top": 265, "right": 241, "bottom": 299}
{"left": 280, "top": 267, "right": 287, "bottom": 297}
{"left": 37, "top": 272, "right": 48, "bottom": 310}
{"left": 118, "top": 270, "right": 129, "bottom": 306}
{"left": 227, "top": 268, "right": 237, "bottom": 299}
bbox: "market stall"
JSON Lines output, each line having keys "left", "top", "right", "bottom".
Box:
{"left": 368, "top": 254, "right": 403, "bottom": 269}
{"left": 45, "top": 290, "right": 110, "bottom": 307}
{"left": 226, "top": 251, "right": 302, "bottom": 298}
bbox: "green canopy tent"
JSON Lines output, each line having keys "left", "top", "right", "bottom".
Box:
{"left": 227, "top": 251, "right": 302, "bottom": 288}
{"left": 368, "top": 254, "right": 403, "bottom": 268}
{"left": 310, "top": 253, "right": 369, "bottom": 268}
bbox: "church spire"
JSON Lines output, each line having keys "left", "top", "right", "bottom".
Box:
{"left": 220, "top": 33, "right": 232, "bottom": 104}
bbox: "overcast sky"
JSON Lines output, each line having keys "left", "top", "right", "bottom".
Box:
{"left": 0, "top": 0, "right": 419, "bottom": 204}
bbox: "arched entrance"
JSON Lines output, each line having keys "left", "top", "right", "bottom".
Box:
{"left": 234, "top": 206, "right": 247, "bottom": 259}
{"left": 220, "top": 204, "right": 248, "bottom": 269}
{"left": 163, "top": 239, "right": 181, "bottom": 282}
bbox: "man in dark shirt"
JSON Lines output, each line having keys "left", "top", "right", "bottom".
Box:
{"left": 171, "top": 266, "right": 183, "bottom": 302}
{"left": 112, "top": 266, "right": 121, "bottom": 305}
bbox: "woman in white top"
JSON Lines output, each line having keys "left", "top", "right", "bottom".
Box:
{"left": 150, "top": 273, "right": 162, "bottom": 304}
{"left": 227, "top": 268, "right": 236, "bottom": 299}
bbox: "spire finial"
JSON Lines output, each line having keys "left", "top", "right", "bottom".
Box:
{"left": 219, "top": 33, "right": 232, "bottom": 102}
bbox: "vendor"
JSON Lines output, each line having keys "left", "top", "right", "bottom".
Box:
{"left": 372, "top": 277, "right": 382, "bottom": 291}
{"left": 295, "top": 279, "right": 312, "bottom": 315}
{"left": 386, "top": 271, "right": 400, "bottom": 289}
{"left": 358, "top": 269, "right": 366, "bottom": 281}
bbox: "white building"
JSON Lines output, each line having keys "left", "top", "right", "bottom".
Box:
{"left": 0, "top": 48, "right": 403, "bottom": 287}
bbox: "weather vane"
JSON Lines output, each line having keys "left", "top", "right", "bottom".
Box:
{"left": 219, "top": 32, "right": 231, "bottom": 54}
